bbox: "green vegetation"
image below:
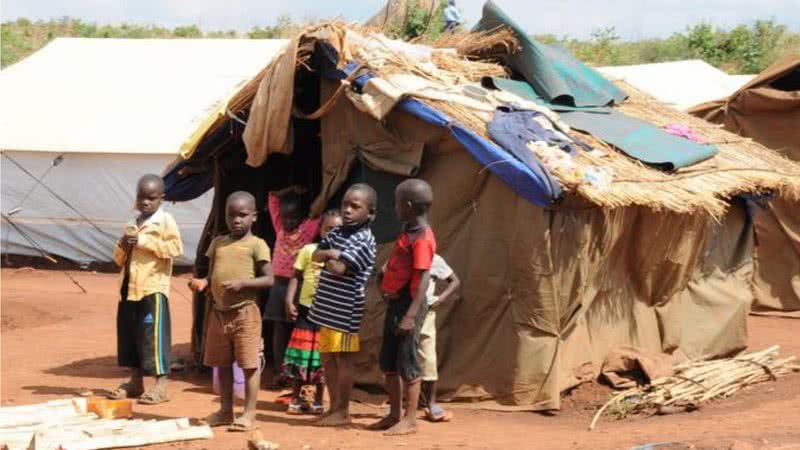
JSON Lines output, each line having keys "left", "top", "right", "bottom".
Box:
{"left": 384, "top": 0, "right": 448, "bottom": 42}
{"left": 535, "top": 20, "right": 797, "bottom": 73}
{"left": 0, "top": 16, "right": 298, "bottom": 67}
{"left": 2, "top": 15, "right": 798, "bottom": 73}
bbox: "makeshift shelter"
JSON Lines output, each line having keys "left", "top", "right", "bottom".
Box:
{"left": 0, "top": 38, "right": 287, "bottom": 265}
{"left": 164, "top": 5, "right": 800, "bottom": 410}
{"left": 597, "top": 60, "right": 754, "bottom": 111}
{"left": 690, "top": 56, "right": 800, "bottom": 312}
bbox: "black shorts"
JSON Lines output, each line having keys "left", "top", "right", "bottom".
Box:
{"left": 379, "top": 291, "right": 426, "bottom": 381}
{"left": 117, "top": 293, "right": 171, "bottom": 376}
{"left": 263, "top": 277, "right": 298, "bottom": 322}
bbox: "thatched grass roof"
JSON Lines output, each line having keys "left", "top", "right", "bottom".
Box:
{"left": 191, "top": 23, "right": 800, "bottom": 219}
{"left": 559, "top": 81, "right": 800, "bottom": 217}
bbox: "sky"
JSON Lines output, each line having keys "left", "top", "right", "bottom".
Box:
{"left": 3, "top": 0, "right": 799, "bottom": 40}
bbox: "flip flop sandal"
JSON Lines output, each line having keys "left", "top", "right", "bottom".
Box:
{"left": 286, "top": 403, "right": 304, "bottom": 415}
{"left": 106, "top": 383, "right": 143, "bottom": 400}
{"left": 425, "top": 404, "right": 453, "bottom": 423}
{"left": 137, "top": 389, "right": 170, "bottom": 405}
{"left": 274, "top": 392, "right": 293, "bottom": 405}
{"left": 228, "top": 419, "right": 258, "bottom": 432}
{"left": 201, "top": 411, "right": 234, "bottom": 427}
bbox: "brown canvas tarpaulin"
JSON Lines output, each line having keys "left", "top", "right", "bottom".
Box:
{"left": 689, "top": 56, "right": 800, "bottom": 156}
{"left": 318, "top": 92, "right": 749, "bottom": 409}
{"left": 600, "top": 347, "right": 675, "bottom": 389}
{"left": 752, "top": 196, "right": 800, "bottom": 311}
{"left": 690, "top": 56, "right": 800, "bottom": 312}
{"left": 242, "top": 25, "right": 349, "bottom": 168}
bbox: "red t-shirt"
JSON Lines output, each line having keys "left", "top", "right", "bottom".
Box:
{"left": 380, "top": 227, "right": 436, "bottom": 295}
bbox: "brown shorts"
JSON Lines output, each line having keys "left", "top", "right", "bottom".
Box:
{"left": 203, "top": 302, "right": 262, "bottom": 369}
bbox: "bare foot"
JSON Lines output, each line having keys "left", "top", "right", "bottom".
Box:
{"left": 384, "top": 419, "right": 417, "bottom": 436}
{"left": 202, "top": 410, "right": 234, "bottom": 427}
{"left": 312, "top": 407, "right": 336, "bottom": 422}
{"left": 366, "top": 415, "right": 400, "bottom": 431}
{"left": 314, "top": 410, "right": 352, "bottom": 427}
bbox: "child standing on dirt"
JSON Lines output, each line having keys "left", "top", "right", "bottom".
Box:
{"left": 283, "top": 210, "right": 343, "bottom": 415}
{"left": 370, "top": 178, "right": 436, "bottom": 436}
{"left": 264, "top": 186, "right": 321, "bottom": 386}
{"left": 309, "top": 183, "right": 377, "bottom": 427}
{"left": 110, "top": 174, "right": 183, "bottom": 405}
{"left": 418, "top": 254, "right": 460, "bottom": 423}
{"left": 189, "top": 191, "right": 274, "bottom": 432}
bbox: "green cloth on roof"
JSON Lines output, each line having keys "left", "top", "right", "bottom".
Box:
{"left": 559, "top": 110, "right": 718, "bottom": 170}
{"left": 484, "top": 78, "right": 719, "bottom": 170}
{"left": 474, "top": 0, "right": 628, "bottom": 108}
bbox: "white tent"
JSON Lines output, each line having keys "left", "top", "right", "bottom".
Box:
{"left": 1, "top": 38, "right": 288, "bottom": 265}
{"left": 597, "top": 60, "right": 755, "bottom": 111}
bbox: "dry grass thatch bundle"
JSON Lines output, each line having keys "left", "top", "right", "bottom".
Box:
{"left": 589, "top": 346, "right": 799, "bottom": 431}
{"left": 567, "top": 81, "right": 800, "bottom": 218}
{"left": 431, "top": 52, "right": 508, "bottom": 81}
{"left": 432, "top": 27, "right": 521, "bottom": 61}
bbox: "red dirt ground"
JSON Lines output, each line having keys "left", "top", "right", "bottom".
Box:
{"left": 2, "top": 268, "right": 799, "bottom": 450}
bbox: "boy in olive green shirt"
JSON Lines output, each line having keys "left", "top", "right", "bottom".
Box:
{"left": 190, "top": 191, "right": 273, "bottom": 432}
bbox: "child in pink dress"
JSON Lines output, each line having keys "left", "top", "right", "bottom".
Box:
{"left": 263, "top": 186, "right": 321, "bottom": 385}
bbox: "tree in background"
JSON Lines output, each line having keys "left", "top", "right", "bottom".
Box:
{"left": 1, "top": 15, "right": 797, "bottom": 73}
{"left": 686, "top": 20, "right": 786, "bottom": 73}
{"left": 247, "top": 14, "right": 297, "bottom": 39}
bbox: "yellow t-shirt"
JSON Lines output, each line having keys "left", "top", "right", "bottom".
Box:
{"left": 294, "top": 243, "right": 324, "bottom": 307}
{"left": 113, "top": 208, "right": 183, "bottom": 301}
{"left": 206, "top": 234, "right": 271, "bottom": 311}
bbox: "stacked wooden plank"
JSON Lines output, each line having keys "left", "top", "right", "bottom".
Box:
{"left": 0, "top": 398, "right": 213, "bottom": 450}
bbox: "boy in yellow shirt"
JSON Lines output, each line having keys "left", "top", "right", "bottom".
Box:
{"left": 109, "top": 174, "right": 183, "bottom": 405}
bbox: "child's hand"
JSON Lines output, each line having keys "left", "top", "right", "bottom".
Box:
{"left": 285, "top": 302, "right": 298, "bottom": 322}
{"left": 124, "top": 235, "right": 138, "bottom": 248}
{"left": 222, "top": 280, "right": 245, "bottom": 292}
{"left": 397, "top": 315, "right": 415, "bottom": 335}
{"left": 326, "top": 259, "right": 347, "bottom": 275}
{"left": 188, "top": 278, "right": 208, "bottom": 293}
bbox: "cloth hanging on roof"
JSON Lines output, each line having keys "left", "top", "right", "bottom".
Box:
{"left": 473, "top": 0, "right": 627, "bottom": 108}
{"left": 484, "top": 78, "right": 718, "bottom": 170}
{"left": 488, "top": 110, "right": 581, "bottom": 178}
{"left": 324, "top": 59, "right": 562, "bottom": 208}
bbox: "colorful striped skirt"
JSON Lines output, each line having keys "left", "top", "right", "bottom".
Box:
{"left": 282, "top": 305, "right": 324, "bottom": 384}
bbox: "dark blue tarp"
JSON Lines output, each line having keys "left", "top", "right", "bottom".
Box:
{"left": 163, "top": 124, "right": 223, "bottom": 202}
{"left": 163, "top": 165, "right": 212, "bottom": 202}
{"left": 396, "top": 97, "right": 561, "bottom": 207}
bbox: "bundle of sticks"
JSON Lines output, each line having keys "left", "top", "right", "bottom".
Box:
{"left": 589, "top": 346, "right": 798, "bottom": 431}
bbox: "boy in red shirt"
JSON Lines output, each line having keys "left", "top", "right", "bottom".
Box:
{"left": 370, "top": 179, "right": 436, "bottom": 436}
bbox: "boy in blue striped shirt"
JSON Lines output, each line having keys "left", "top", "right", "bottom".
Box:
{"left": 309, "top": 183, "right": 377, "bottom": 427}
